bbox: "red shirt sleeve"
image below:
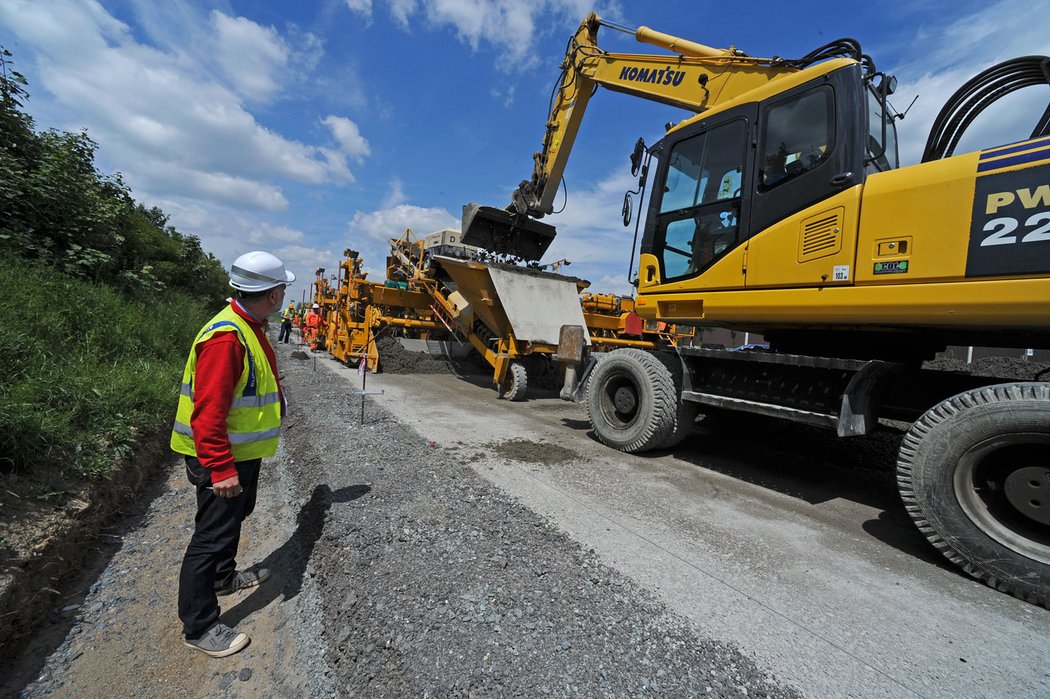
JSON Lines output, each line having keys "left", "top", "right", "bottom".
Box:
{"left": 190, "top": 332, "right": 244, "bottom": 483}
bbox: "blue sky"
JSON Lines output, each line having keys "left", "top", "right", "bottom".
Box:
{"left": 2, "top": 0, "right": 1048, "bottom": 302}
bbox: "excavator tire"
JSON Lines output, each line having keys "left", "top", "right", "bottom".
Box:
{"left": 652, "top": 350, "right": 697, "bottom": 450}
{"left": 586, "top": 348, "right": 677, "bottom": 453}
{"left": 502, "top": 362, "right": 528, "bottom": 402}
{"left": 897, "top": 382, "right": 1050, "bottom": 608}
{"left": 657, "top": 402, "right": 699, "bottom": 450}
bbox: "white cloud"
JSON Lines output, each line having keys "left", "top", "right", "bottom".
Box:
{"left": 389, "top": 0, "right": 418, "bottom": 29}
{"left": 210, "top": 11, "right": 290, "bottom": 102}
{"left": 252, "top": 224, "right": 306, "bottom": 245}
{"left": 347, "top": 204, "right": 459, "bottom": 243}
{"left": 593, "top": 273, "right": 634, "bottom": 297}
{"left": 373, "top": 0, "right": 623, "bottom": 70}
{"left": 159, "top": 169, "right": 289, "bottom": 211}
{"left": 527, "top": 168, "right": 641, "bottom": 292}
{"left": 884, "top": 0, "right": 1050, "bottom": 165}
{"left": 490, "top": 84, "right": 516, "bottom": 108}
{"left": 344, "top": 0, "right": 373, "bottom": 19}
{"left": 382, "top": 178, "right": 409, "bottom": 208}
{"left": 140, "top": 193, "right": 332, "bottom": 302}
{"left": 275, "top": 244, "right": 337, "bottom": 270}
{"left": 323, "top": 115, "right": 372, "bottom": 159}
{"left": 0, "top": 0, "right": 353, "bottom": 213}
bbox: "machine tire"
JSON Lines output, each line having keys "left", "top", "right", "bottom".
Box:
{"left": 502, "top": 362, "right": 528, "bottom": 402}
{"left": 658, "top": 401, "right": 699, "bottom": 450}
{"left": 897, "top": 382, "right": 1050, "bottom": 608}
{"left": 586, "top": 348, "right": 677, "bottom": 453}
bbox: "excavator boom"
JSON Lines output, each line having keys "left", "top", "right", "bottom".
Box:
{"left": 462, "top": 13, "right": 809, "bottom": 259}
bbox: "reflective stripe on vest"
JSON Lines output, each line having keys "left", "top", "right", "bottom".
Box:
{"left": 170, "top": 304, "right": 282, "bottom": 460}
{"left": 180, "top": 382, "right": 281, "bottom": 408}
{"left": 172, "top": 421, "right": 282, "bottom": 444}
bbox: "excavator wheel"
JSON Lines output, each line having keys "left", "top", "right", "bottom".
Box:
{"left": 501, "top": 362, "right": 528, "bottom": 402}
{"left": 586, "top": 348, "right": 677, "bottom": 453}
{"left": 652, "top": 350, "right": 697, "bottom": 450}
{"left": 658, "top": 401, "right": 699, "bottom": 450}
{"left": 897, "top": 382, "right": 1050, "bottom": 608}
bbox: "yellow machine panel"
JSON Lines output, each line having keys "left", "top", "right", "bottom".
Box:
{"left": 745, "top": 187, "right": 861, "bottom": 289}
{"left": 854, "top": 154, "right": 978, "bottom": 284}
{"left": 636, "top": 246, "right": 747, "bottom": 292}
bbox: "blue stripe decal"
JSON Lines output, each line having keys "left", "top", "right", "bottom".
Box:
{"left": 977, "top": 148, "right": 1050, "bottom": 173}
{"left": 980, "top": 135, "right": 1050, "bottom": 160}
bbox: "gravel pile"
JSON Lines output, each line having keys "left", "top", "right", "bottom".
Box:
{"left": 924, "top": 356, "right": 1050, "bottom": 380}
{"left": 483, "top": 260, "right": 589, "bottom": 287}
{"left": 281, "top": 354, "right": 799, "bottom": 697}
{"left": 374, "top": 335, "right": 488, "bottom": 376}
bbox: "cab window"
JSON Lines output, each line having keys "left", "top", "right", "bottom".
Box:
{"left": 655, "top": 118, "right": 747, "bottom": 280}
{"left": 866, "top": 85, "right": 898, "bottom": 173}
{"left": 759, "top": 87, "right": 833, "bottom": 190}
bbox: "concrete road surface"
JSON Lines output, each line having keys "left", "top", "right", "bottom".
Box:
{"left": 320, "top": 356, "right": 1050, "bottom": 699}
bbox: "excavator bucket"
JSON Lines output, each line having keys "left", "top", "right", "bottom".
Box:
{"left": 460, "top": 203, "right": 557, "bottom": 262}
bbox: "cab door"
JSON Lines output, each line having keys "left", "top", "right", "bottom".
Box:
{"left": 744, "top": 65, "right": 866, "bottom": 289}
{"left": 641, "top": 105, "right": 756, "bottom": 292}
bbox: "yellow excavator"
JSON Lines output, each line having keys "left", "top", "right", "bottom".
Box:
{"left": 462, "top": 14, "right": 1050, "bottom": 606}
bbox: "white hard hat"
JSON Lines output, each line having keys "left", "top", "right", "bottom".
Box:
{"left": 312, "top": 303, "right": 319, "bottom": 308}
{"left": 229, "top": 251, "right": 295, "bottom": 292}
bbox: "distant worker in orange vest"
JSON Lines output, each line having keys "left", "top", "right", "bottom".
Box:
{"left": 304, "top": 303, "right": 325, "bottom": 350}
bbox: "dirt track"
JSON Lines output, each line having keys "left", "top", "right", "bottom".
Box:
{"left": 4, "top": 340, "right": 1050, "bottom": 698}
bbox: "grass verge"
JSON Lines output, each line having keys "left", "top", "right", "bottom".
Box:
{"left": 0, "top": 254, "right": 213, "bottom": 479}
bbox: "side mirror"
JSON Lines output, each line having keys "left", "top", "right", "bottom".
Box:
{"left": 871, "top": 72, "right": 897, "bottom": 96}
{"left": 629, "top": 137, "right": 646, "bottom": 176}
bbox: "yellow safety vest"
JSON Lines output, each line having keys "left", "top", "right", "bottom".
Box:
{"left": 170, "top": 305, "right": 282, "bottom": 460}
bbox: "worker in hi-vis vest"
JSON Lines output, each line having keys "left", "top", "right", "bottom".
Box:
{"left": 278, "top": 302, "right": 295, "bottom": 344}
{"left": 170, "top": 250, "right": 294, "bottom": 658}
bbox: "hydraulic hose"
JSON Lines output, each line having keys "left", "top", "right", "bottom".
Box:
{"left": 921, "top": 56, "right": 1050, "bottom": 162}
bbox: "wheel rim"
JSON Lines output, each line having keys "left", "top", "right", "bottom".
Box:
{"left": 598, "top": 369, "right": 642, "bottom": 430}
{"left": 954, "top": 433, "right": 1050, "bottom": 564}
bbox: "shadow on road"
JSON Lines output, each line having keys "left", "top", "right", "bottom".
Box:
{"left": 566, "top": 409, "right": 956, "bottom": 567}
{"left": 862, "top": 509, "right": 954, "bottom": 569}
{"left": 222, "top": 483, "right": 370, "bottom": 628}
{"left": 560, "top": 418, "right": 592, "bottom": 432}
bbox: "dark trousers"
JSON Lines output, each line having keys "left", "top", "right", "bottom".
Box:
{"left": 278, "top": 320, "right": 292, "bottom": 343}
{"left": 178, "top": 456, "right": 261, "bottom": 637}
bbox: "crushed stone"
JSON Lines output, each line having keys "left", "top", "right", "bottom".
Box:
{"left": 375, "top": 334, "right": 488, "bottom": 376}
{"left": 485, "top": 438, "right": 578, "bottom": 465}
{"left": 281, "top": 349, "right": 800, "bottom": 697}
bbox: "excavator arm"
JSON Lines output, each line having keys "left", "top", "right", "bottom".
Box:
{"left": 462, "top": 14, "right": 806, "bottom": 259}
{"left": 511, "top": 13, "right": 800, "bottom": 218}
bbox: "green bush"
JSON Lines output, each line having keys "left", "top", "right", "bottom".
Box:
{"left": 0, "top": 256, "right": 215, "bottom": 477}
{"left": 0, "top": 46, "right": 237, "bottom": 480}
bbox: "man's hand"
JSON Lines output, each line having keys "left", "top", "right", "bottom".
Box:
{"left": 212, "top": 474, "right": 243, "bottom": 498}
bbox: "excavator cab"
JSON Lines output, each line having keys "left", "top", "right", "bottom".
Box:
{"left": 638, "top": 62, "right": 874, "bottom": 292}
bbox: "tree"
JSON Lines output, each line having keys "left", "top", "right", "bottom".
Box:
{"left": 0, "top": 46, "right": 229, "bottom": 303}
